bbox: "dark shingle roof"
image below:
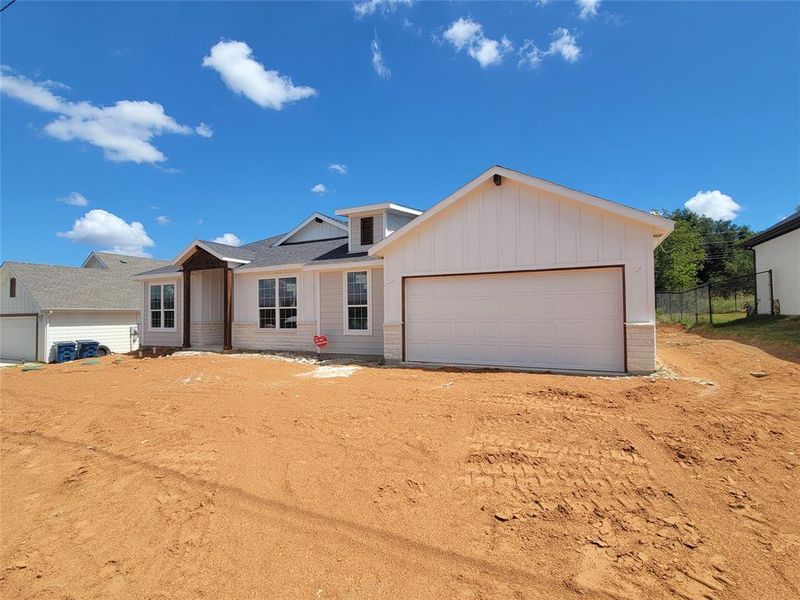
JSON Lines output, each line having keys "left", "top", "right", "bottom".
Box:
{"left": 742, "top": 210, "right": 800, "bottom": 249}
{"left": 135, "top": 234, "right": 379, "bottom": 277}
{"left": 5, "top": 262, "right": 147, "bottom": 310}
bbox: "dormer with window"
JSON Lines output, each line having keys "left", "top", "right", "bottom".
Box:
{"left": 335, "top": 203, "right": 422, "bottom": 253}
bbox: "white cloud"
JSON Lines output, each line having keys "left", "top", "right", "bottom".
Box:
{"left": 212, "top": 233, "right": 242, "bottom": 246}
{"left": 353, "top": 0, "right": 412, "bottom": 19}
{"left": 156, "top": 215, "right": 170, "bottom": 225}
{"left": 443, "top": 18, "right": 512, "bottom": 68}
{"left": 311, "top": 183, "right": 327, "bottom": 194}
{"left": 57, "top": 209, "right": 154, "bottom": 257}
{"left": 202, "top": 40, "right": 317, "bottom": 110}
{"left": 577, "top": 0, "right": 601, "bottom": 19}
{"left": 0, "top": 67, "right": 206, "bottom": 164}
{"left": 56, "top": 192, "right": 89, "bottom": 206}
{"left": 195, "top": 122, "right": 213, "bottom": 138}
{"left": 328, "top": 163, "right": 348, "bottom": 174}
{"left": 371, "top": 36, "right": 391, "bottom": 79}
{"left": 519, "top": 28, "right": 581, "bottom": 69}
{"left": 685, "top": 190, "right": 742, "bottom": 221}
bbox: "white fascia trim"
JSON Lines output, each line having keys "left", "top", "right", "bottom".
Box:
{"left": 131, "top": 272, "right": 184, "bottom": 281}
{"left": 369, "top": 166, "right": 675, "bottom": 257}
{"left": 234, "top": 263, "right": 306, "bottom": 274}
{"left": 302, "top": 260, "right": 382, "bottom": 272}
{"left": 172, "top": 240, "right": 252, "bottom": 266}
{"left": 335, "top": 203, "right": 422, "bottom": 217}
{"left": 271, "top": 213, "right": 348, "bottom": 247}
{"left": 41, "top": 307, "right": 141, "bottom": 312}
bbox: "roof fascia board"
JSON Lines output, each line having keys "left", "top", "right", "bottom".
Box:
{"left": 173, "top": 241, "right": 251, "bottom": 266}
{"left": 370, "top": 166, "right": 674, "bottom": 257}
{"left": 234, "top": 263, "right": 306, "bottom": 274}
{"left": 302, "top": 259, "right": 382, "bottom": 272}
{"left": 741, "top": 215, "right": 800, "bottom": 248}
{"left": 271, "top": 213, "right": 348, "bottom": 248}
{"left": 335, "top": 203, "right": 422, "bottom": 217}
{"left": 131, "top": 272, "right": 184, "bottom": 281}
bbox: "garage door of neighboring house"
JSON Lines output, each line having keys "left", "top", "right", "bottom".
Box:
{"left": 0, "top": 315, "right": 37, "bottom": 362}
{"left": 404, "top": 267, "right": 625, "bottom": 372}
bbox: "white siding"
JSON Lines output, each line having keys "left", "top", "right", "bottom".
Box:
{"left": 385, "top": 211, "right": 416, "bottom": 236}
{"left": 140, "top": 277, "right": 183, "bottom": 347}
{"left": 284, "top": 219, "right": 346, "bottom": 243}
{"left": 754, "top": 229, "right": 800, "bottom": 315}
{"left": 190, "top": 269, "right": 224, "bottom": 322}
{"left": 382, "top": 178, "right": 658, "bottom": 325}
{"left": 319, "top": 268, "right": 384, "bottom": 356}
{"left": 0, "top": 266, "right": 40, "bottom": 314}
{"left": 45, "top": 311, "right": 140, "bottom": 361}
{"left": 349, "top": 211, "right": 385, "bottom": 253}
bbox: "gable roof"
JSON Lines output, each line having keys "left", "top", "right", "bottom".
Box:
{"left": 271, "top": 213, "right": 348, "bottom": 247}
{"left": 81, "top": 252, "right": 170, "bottom": 276}
{"left": 134, "top": 234, "right": 376, "bottom": 278}
{"left": 741, "top": 210, "right": 800, "bottom": 249}
{"left": 369, "top": 165, "right": 675, "bottom": 257}
{"left": 172, "top": 239, "right": 257, "bottom": 266}
{"left": 4, "top": 258, "right": 164, "bottom": 311}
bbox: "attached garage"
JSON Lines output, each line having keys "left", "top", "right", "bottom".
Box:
{"left": 0, "top": 315, "right": 37, "bottom": 362}
{"left": 370, "top": 166, "right": 674, "bottom": 374}
{"left": 404, "top": 267, "right": 625, "bottom": 372}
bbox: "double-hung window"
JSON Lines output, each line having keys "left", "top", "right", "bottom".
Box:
{"left": 258, "top": 276, "right": 297, "bottom": 329}
{"left": 345, "top": 271, "right": 370, "bottom": 334}
{"left": 150, "top": 283, "right": 175, "bottom": 329}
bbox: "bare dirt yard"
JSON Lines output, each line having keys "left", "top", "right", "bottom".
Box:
{"left": 1, "top": 327, "right": 798, "bottom": 600}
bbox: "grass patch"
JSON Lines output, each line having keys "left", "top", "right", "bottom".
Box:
{"left": 690, "top": 315, "right": 800, "bottom": 348}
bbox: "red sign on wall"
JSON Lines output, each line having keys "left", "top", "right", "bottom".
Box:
{"left": 313, "top": 335, "right": 328, "bottom": 350}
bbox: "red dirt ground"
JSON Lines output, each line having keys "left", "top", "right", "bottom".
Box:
{"left": 1, "top": 326, "right": 798, "bottom": 599}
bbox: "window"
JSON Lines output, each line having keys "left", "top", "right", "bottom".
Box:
{"left": 9, "top": 277, "right": 16, "bottom": 298}
{"left": 258, "top": 277, "right": 297, "bottom": 329}
{"left": 149, "top": 283, "right": 176, "bottom": 329}
{"left": 345, "top": 271, "right": 370, "bottom": 334}
{"left": 360, "top": 216, "right": 374, "bottom": 246}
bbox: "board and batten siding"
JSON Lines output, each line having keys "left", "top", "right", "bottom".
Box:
{"left": 385, "top": 211, "right": 416, "bottom": 236}
{"left": 45, "top": 311, "right": 139, "bottom": 361}
{"left": 382, "top": 178, "right": 658, "bottom": 325}
{"left": 140, "top": 277, "right": 183, "bottom": 347}
{"left": 0, "top": 266, "right": 40, "bottom": 314}
{"left": 285, "top": 219, "right": 346, "bottom": 243}
{"left": 319, "top": 268, "right": 384, "bottom": 356}
{"left": 190, "top": 269, "right": 224, "bottom": 322}
{"left": 349, "top": 211, "right": 385, "bottom": 253}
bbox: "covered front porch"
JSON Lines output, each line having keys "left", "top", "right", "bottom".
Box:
{"left": 180, "top": 247, "right": 235, "bottom": 351}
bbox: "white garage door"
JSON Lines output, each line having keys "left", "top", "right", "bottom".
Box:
{"left": 0, "top": 316, "right": 37, "bottom": 362}
{"left": 405, "top": 268, "right": 625, "bottom": 372}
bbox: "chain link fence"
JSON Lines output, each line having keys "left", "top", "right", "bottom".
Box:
{"left": 656, "top": 270, "right": 773, "bottom": 327}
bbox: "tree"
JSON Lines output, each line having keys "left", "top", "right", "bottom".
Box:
{"left": 655, "top": 220, "right": 705, "bottom": 291}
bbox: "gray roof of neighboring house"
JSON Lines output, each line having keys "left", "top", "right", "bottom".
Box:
{"left": 134, "top": 234, "right": 379, "bottom": 277}
{"left": 741, "top": 210, "right": 800, "bottom": 249}
{"left": 87, "top": 252, "right": 170, "bottom": 276}
{"left": 5, "top": 254, "right": 167, "bottom": 310}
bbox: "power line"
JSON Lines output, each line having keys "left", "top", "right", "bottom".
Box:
{"left": 0, "top": 0, "right": 17, "bottom": 13}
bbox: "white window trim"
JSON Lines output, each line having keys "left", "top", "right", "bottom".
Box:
{"left": 257, "top": 275, "right": 299, "bottom": 332}
{"left": 343, "top": 269, "right": 372, "bottom": 336}
{"left": 147, "top": 281, "right": 177, "bottom": 331}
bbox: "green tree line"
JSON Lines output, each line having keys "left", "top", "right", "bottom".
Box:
{"left": 654, "top": 209, "right": 754, "bottom": 292}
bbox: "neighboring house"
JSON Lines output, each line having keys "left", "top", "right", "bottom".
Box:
{"left": 742, "top": 210, "right": 800, "bottom": 315}
{"left": 136, "top": 166, "right": 673, "bottom": 374}
{"left": 0, "top": 252, "right": 169, "bottom": 362}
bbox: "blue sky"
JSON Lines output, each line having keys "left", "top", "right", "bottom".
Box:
{"left": 1, "top": 0, "right": 798, "bottom": 263}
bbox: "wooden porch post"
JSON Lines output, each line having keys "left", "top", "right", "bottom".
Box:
{"left": 183, "top": 269, "right": 191, "bottom": 348}
{"left": 223, "top": 267, "right": 233, "bottom": 350}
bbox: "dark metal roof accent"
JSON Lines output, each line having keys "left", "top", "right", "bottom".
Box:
{"left": 741, "top": 210, "right": 800, "bottom": 249}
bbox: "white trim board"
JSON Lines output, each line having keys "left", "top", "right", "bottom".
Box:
{"left": 271, "top": 213, "right": 348, "bottom": 247}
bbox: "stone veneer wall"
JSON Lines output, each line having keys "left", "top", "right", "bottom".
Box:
{"left": 383, "top": 323, "right": 403, "bottom": 362}
{"left": 190, "top": 321, "right": 223, "bottom": 348}
{"left": 625, "top": 322, "right": 657, "bottom": 374}
{"left": 232, "top": 322, "right": 317, "bottom": 353}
